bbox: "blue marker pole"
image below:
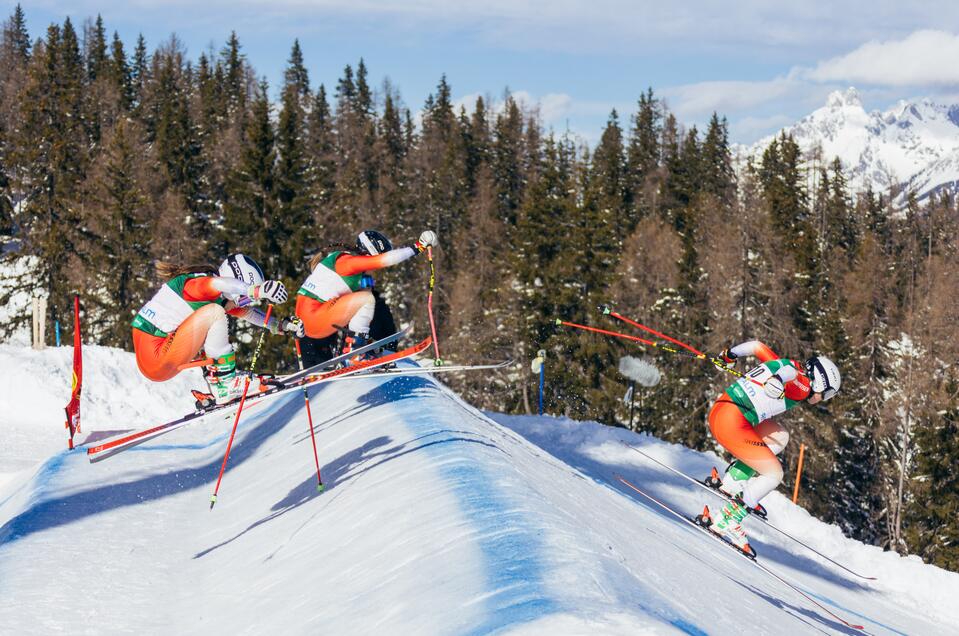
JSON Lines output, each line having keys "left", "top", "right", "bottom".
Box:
{"left": 532, "top": 349, "right": 547, "bottom": 416}
{"left": 55, "top": 321, "right": 61, "bottom": 346}
{"left": 538, "top": 365, "right": 545, "bottom": 415}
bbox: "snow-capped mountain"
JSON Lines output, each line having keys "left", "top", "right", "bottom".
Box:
{"left": 738, "top": 87, "right": 959, "bottom": 202}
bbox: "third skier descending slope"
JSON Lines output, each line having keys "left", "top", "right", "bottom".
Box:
{"left": 702, "top": 340, "right": 841, "bottom": 554}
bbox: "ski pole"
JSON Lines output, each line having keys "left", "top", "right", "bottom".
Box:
{"left": 555, "top": 319, "right": 698, "bottom": 357}
{"left": 600, "top": 305, "right": 704, "bottom": 355}
{"left": 210, "top": 304, "right": 273, "bottom": 509}
{"left": 294, "top": 337, "right": 324, "bottom": 493}
{"left": 598, "top": 306, "right": 767, "bottom": 387}
{"left": 426, "top": 246, "right": 442, "bottom": 366}
{"left": 556, "top": 318, "right": 764, "bottom": 388}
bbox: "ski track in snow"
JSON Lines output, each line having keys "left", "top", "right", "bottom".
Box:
{"left": 1, "top": 344, "right": 957, "bottom": 634}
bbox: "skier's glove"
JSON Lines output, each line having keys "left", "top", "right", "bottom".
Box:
{"left": 414, "top": 229, "right": 438, "bottom": 252}
{"left": 720, "top": 347, "right": 737, "bottom": 365}
{"left": 251, "top": 280, "right": 288, "bottom": 304}
{"left": 280, "top": 317, "right": 306, "bottom": 338}
{"left": 764, "top": 374, "right": 785, "bottom": 400}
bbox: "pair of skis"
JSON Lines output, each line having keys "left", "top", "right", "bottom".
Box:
{"left": 620, "top": 441, "right": 876, "bottom": 581}
{"left": 615, "top": 442, "right": 872, "bottom": 631}
{"left": 615, "top": 474, "right": 865, "bottom": 631}
{"left": 86, "top": 330, "right": 425, "bottom": 463}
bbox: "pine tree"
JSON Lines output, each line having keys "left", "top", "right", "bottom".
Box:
{"left": 131, "top": 34, "right": 148, "bottom": 108}
{"left": 626, "top": 88, "right": 661, "bottom": 221}
{"left": 3, "top": 4, "right": 30, "bottom": 62}
{"left": 82, "top": 118, "right": 157, "bottom": 346}
{"left": 284, "top": 39, "right": 309, "bottom": 99}
{"left": 463, "top": 96, "right": 490, "bottom": 194}
{"left": 700, "top": 113, "right": 735, "bottom": 205}
{"left": 221, "top": 31, "right": 246, "bottom": 113}
{"left": 305, "top": 83, "right": 336, "bottom": 229}
{"left": 335, "top": 63, "right": 356, "bottom": 111}
{"left": 905, "top": 392, "right": 959, "bottom": 570}
{"left": 273, "top": 43, "right": 312, "bottom": 284}
{"left": 0, "top": 5, "right": 32, "bottom": 235}
{"left": 490, "top": 94, "right": 524, "bottom": 227}
{"left": 109, "top": 32, "right": 133, "bottom": 110}
{"left": 85, "top": 15, "right": 108, "bottom": 82}
{"left": 145, "top": 38, "right": 208, "bottom": 234}
{"left": 355, "top": 58, "right": 373, "bottom": 116}
{"left": 2, "top": 21, "right": 92, "bottom": 333}
{"left": 590, "top": 109, "right": 629, "bottom": 242}
{"left": 222, "top": 80, "right": 275, "bottom": 254}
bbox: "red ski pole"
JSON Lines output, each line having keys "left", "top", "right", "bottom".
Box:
{"left": 557, "top": 316, "right": 764, "bottom": 388}
{"left": 294, "top": 337, "right": 324, "bottom": 493}
{"left": 426, "top": 246, "right": 442, "bottom": 366}
{"left": 556, "top": 319, "right": 661, "bottom": 347}
{"left": 210, "top": 304, "right": 273, "bottom": 509}
{"left": 601, "top": 305, "right": 705, "bottom": 356}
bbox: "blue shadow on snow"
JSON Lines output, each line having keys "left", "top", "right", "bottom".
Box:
{"left": 0, "top": 394, "right": 303, "bottom": 549}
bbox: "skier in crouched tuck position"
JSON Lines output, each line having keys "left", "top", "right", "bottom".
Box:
{"left": 294, "top": 229, "right": 437, "bottom": 361}
{"left": 700, "top": 340, "right": 841, "bottom": 554}
{"left": 132, "top": 255, "right": 299, "bottom": 405}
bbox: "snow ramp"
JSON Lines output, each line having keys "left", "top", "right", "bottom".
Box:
{"left": 1, "top": 354, "right": 957, "bottom": 634}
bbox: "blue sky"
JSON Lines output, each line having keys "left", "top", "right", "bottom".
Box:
{"left": 9, "top": 1, "right": 959, "bottom": 144}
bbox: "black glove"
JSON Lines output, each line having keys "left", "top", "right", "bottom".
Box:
{"left": 720, "top": 348, "right": 737, "bottom": 365}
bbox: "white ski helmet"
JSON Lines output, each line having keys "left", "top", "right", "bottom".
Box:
{"left": 356, "top": 230, "right": 393, "bottom": 256}
{"left": 805, "top": 355, "right": 841, "bottom": 401}
{"left": 219, "top": 253, "right": 265, "bottom": 286}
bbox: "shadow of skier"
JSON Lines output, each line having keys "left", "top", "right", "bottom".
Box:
{"left": 0, "top": 393, "right": 303, "bottom": 548}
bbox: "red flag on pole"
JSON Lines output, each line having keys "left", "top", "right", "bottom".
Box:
{"left": 64, "top": 295, "right": 82, "bottom": 450}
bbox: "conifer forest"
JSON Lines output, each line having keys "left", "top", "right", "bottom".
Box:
{"left": 1, "top": 9, "right": 957, "bottom": 571}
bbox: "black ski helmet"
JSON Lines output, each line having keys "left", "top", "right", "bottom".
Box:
{"left": 218, "top": 253, "right": 265, "bottom": 286}
{"left": 356, "top": 230, "right": 393, "bottom": 256}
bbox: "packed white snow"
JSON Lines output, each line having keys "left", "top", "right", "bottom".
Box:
{"left": 1, "top": 343, "right": 958, "bottom": 634}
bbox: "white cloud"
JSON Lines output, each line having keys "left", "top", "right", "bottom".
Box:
{"left": 662, "top": 75, "right": 804, "bottom": 118}
{"left": 807, "top": 30, "right": 959, "bottom": 87}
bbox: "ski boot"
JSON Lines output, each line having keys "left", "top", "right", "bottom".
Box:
{"left": 202, "top": 352, "right": 260, "bottom": 406}
{"left": 705, "top": 464, "right": 768, "bottom": 519}
{"left": 341, "top": 330, "right": 375, "bottom": 366}
{"left": 696, "top": 503, "right": 756, "bottom": 558}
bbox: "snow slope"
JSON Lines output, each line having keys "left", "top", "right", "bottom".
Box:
{"left": 1, "top": 344, "right": 958, "bottom": 634}
{"left": 737, "top": 87, "right": 959, "bottom": 202}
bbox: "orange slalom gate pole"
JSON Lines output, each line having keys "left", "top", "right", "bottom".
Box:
{"left": 792, "top": 443, "right": 806, "bottom": 504}
{"left": 210, "top": 304, "right": 273, "bottom": 509}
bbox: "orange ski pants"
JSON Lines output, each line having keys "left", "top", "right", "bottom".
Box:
{"left": 295, "top": 291, "right": 374, "bottom": 339}
{"left": 708, "top": 396, "right": 788, "bottom": 507}
{"left": 132, "top": 303, "right": 228, "bottom": 382}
